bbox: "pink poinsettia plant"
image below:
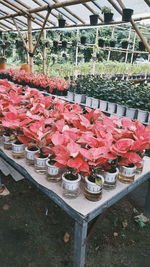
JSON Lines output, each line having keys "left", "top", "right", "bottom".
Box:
{"left": 0, "top": 79, "right": 150, "bottom": 177}
{"left": 0, "top": 69, "right": 69, "bottom": 93}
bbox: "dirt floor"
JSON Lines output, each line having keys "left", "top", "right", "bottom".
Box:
{"left": 0, "top": 172, "right": 150, "bottom": 267}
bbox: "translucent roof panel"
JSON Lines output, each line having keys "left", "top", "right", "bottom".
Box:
{"left": 0, "top": 0, "right": 150, "bottom": 31}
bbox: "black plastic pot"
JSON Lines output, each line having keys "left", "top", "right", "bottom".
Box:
{"left": 62, "top": 40, "right": 67, "bottom": 48}
{"left": 139, "top": 41, "right": 145, "bottom": 51}
{"left": 122, "top": 8, "right": 133, "bottom": 22}
{"left": 58, "top": 19, "right": 66, "bottom": 28}
{"left": 89, "top": 14, "right": 99, "bottom": 25}
{"left": 98, "top": 39, "right": 105, "bottom": 47}
{"left": 104, "top": 13, "right": 113, "bottom": 23}
{"left": 110, "top": 41, "right": 115, "bottom": 47}
{"left": 53, "top": 40, "right": 58, "bottom": 48}
{"left": 121, "top": 41, "right": 128, "bottom": 49}
{"left": 80, "top": 36, "right": 86, "bottom": 45}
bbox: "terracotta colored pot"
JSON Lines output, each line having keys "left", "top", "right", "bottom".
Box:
{"left": 0, "top": 63, "right": 6, "bottom": 70}
{"left": 20, "top": 64, "right": 30, "bottom": 72}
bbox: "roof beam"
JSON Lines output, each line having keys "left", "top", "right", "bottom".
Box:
{"left": 52, "top": 0, "right": 85, "bottom": 24}
{"left": 82, "top": 3, "right": 103, "bottom": 22}
{"left": 0, "top": 10, "right": 27, "bottom": 27}
{"left": 144, "top": 0, "right": 150, "bottom": 8}
{"left": 1, "top": 0, "right": 43, "bottom": 27}
{"left": 116, "top": 0, "right": 150, "bottom": 53}
{"left": 0, "top": 0, "right": 91, "bottom": 20}
{"left": 15, "top": 0, "right": 56, "bottom": 26}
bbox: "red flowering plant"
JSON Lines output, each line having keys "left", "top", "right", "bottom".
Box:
{"left": 111, "top": 118, "right": 150, "bottom": 167}
{"left": 0, "top": 69, "right": 69, "bottom": 94}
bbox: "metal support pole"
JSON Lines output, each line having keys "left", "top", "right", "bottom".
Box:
{"left": 131, "top": 32, "right": 136, "bottom": 64}
{"left": 144, "top": 179, "right": 150, "bottom": 218}
{"left": 75, "top": 29, "right": 79, "bottom": 67}
{"left": 27, "top": 16, "right": 33, "bottom": 72}
{"left": 125, "top": 27, "right": 131, "bottom": 63}
{"left": 43, "top": 30, "right": 47, "bottom": 74}
{"left": 92, "top": 28, "right": 98, "bottom": 75}
{"left": 73, "top": 220, "right": 88, "bottom": 267}
{"left": 107, "top": 27, "right": 115, "bottom": 61}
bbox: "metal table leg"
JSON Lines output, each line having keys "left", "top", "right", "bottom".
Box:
{"left": 144, "top": 178, "right": 150, "bottom": 218}
{"left": 73, "top": 220, "right": 88, "bottom": 267}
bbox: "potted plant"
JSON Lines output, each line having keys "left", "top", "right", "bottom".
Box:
{"left": 0, "top": 56, "right": 7, "bottom": 70}
{"left": 89, "top": 13, "right": 99, "bottom": 25}
{"left": 122, "top": 8, "right": 133, "bottom": 22}
{"left": 121, "top": 39, "right": 129, "bottom": 49}
{"left": 103, "top": 159, "right": 119, "bottom": 189}
{"left": 80, "top": 31, "right": 87, "bottom": 45}
{"left": 101, "top": 6, "right": 113, "bottom": 23}
{"left": 46, "top": 155, "right": 63, "bottom": 182}
{"left": 98, "top": 38, "right": 105, "bottom": 47}
{"left": 109, "top": 38, "right": 116, "bottom": 48}
{"left": 62, "top": 39, "right": 67, "bottom": 48}
{"left": 58, "top": 13, "right": 66, "bottom": 28}
{"left": 84, "top": 171, "right": 104, "bottom": 201}
{"left": 53, "top": 40, "right": 58, "bottom": 48}
{"left": 138, "top": 41, "right": 145, "bottom": 51}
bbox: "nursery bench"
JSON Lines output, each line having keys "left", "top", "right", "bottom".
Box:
{"left": 0, "top": 146, "right": 150, "bottom": 267}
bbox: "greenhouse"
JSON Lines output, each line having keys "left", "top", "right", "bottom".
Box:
{"left": 0, "top": 1, "right": 150, "bottom": 267}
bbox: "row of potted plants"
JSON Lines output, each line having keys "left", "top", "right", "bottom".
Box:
{"left": 69, "top": 76, "right": 150, "bottom": 111}
{"left": 0, "top": 79, "right": 150, "bottom": 201}
{"left": 0, "top": 69, "right": 69, "bottom": 96}
{"left": 57, "top": 7, "right": 133, "bottom": 27}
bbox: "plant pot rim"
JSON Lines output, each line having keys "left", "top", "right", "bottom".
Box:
{"left": 85, "top": 175, "right": 104, "bottom": 185}
{"left": 25, "top": 146, "right": 39, "bottom": 152}
{"left": 46, "top": 159, "right": 58, "bottom": 168}
{"left": 122, "top": 165, "right": 136, "bottom": 170}
{"left": 62, "top": 172, "right": 81, "bottom": 183}
{"left": 12, "top": 142, "right": 24, "bottom": 146}
{"left": 34, "top": 153, "right": 49, "bottom": 159}
{"left": 104, "top": 168, "right": 119, "bottom": 175}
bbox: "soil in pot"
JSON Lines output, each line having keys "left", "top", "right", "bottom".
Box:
{"left": 62, "top": 172, "right": 81, "bottom": 199}
{"left": 25, "top": 146, "right": 39, "bottom": 165}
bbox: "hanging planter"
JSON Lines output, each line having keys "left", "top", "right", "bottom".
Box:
{"left": 58, "top": 14, "right": 66, "bottom": 28}
{"left": 80, "top": 36, "right": 87, "bottom": 45}
{"left": 121, "top": 40, "right": 128, "bottom": 49}
{"left": 119, "top": 164, "right": 136, "bottom": 183}
{"left": 98, "top": 38, "right": 105, "bottom": 47}
{"left": 89, "top": 14, "right": 99, "bottom": 25}
{"left": 101, "top": 6, "right": 113, "bottom": 23}
{"left": 110, "top": 40, "right": 116, "bottom": 48}
{"left": 122, "top": 8, "right": 133, "bottom": 22}
{"left": 53, "top": 40, "right": 58, "bottom": 48}
{"left": 62, "top": 40, "right": 67, "bottom": 48}
{"left": 139, "top": 41, "right": 145, "bottom": 51}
